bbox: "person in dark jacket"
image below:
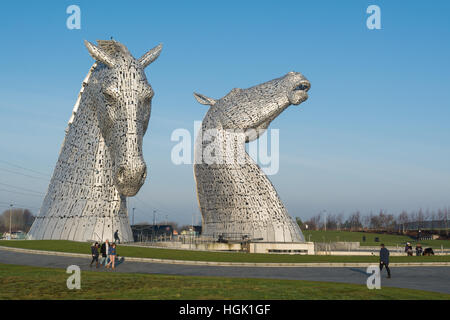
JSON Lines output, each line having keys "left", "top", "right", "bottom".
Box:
{"left": 405, "top": 242, "right": 413, "bottom": 256}
{"left": 90, "top": 242, "right": 99, "bottom": 268}
{"left": 100, "top": 240, "right": 109, "bottom": 266}
{"left": 114, "top": 230, "right": 120, "bottom": 244}
{"left": 415, "top": 243, "right": 423, "bottom": 256}
{"left": 379, "top": 244, "right": 391, "bottom": 278}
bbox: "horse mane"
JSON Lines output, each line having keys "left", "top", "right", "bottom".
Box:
{"left": 65, "top": 41, "right": 131, "bottom": 136}
{"left": 97, "top": 40, "right": 130, "bottom": 58}
{"left": 65, "top": 62, "right": 98, "bottom": 132}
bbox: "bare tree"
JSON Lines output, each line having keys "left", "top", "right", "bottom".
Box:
{"left": 369, "top": 211, "right": 383, "bottom": 230}
{"left": 362, "top": 212, "right": 371, "bottom": 230}
{"left": 336, "top": 213, "right": 344, "bottom": 231}
{"left": 325, "top": 214, "right": 338, "bottom": 231}
{"left": 305, "top": 213, "right": 322, "bottom": 231}
{"left": 417, "top": 209, "right": 425, "bottom": 229}
{"left": 397, "top": 211, "right": 409, "bottom": 233}
{"left": 0, "top": 209, "right": 35, "bottom": 233}
{"left": 429, "top": 210, "right": 436, "bottom": 230}
{"left": 439, "top": 208, "right": 449, "bottom": 236}
{"left": 344, "top": 211, "right": 362, "bottom": 231}
{"left": 295, "top": 217, "right": 305, "bottom": 229}
{"left": 384, "top": 213, "right": 395, "bottom": 231}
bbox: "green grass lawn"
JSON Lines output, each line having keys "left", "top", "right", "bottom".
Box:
{"left": 303, "top": 230, "right": 450, "bottom": 248}
{"left": 1, "top": 240, "right": 449, "bottom": 263}
{"left": 1, "top": 263, "right": 448, "bottom": 300}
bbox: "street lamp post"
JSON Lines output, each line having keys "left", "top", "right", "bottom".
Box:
{"left": 132, "top": 207, "right": 135, "bottom": 226}
{"left": 9, "top": 204, "right": 13, "bottom": 237}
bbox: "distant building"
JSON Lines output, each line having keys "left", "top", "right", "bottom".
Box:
{"left": 397, "top": 220, "right": 449, "bottom": 231}
{"left": 193, "top": 225, "right": 202, "bottom": 234}
{"left": 131, "top": 224, "right": 174, "bottom": 242}
{"left": 2, "top": 231, "right": 27, "bottom": 240}
{"left": 180, "top": 225, "right": 202, "bottom": 236}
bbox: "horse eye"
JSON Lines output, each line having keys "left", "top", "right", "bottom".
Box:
{"left": 103, "top": 87, "right": 118, "bottom": 99}
{"left": 142, "top": 90, "right": 153, "bottom": 101}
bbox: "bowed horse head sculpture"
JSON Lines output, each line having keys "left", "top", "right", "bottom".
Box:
{"left": 85, "top": 40, "right": 162, "bottom": 196}
{"left": 194, "top": 71, "right": 310, "bottom": 141}
{"left": 193, "top": 71, "right": 310, "bottom": 242}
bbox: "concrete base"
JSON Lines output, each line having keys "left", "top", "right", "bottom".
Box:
{"left": 249, "top": 242, "right": 315, "bottom": 255}
{"left": 139, "top": 241, "right": 315, "bottom": 254}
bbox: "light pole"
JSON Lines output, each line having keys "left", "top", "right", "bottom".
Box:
{"left": 444, "top": 209, "right": 448, "bottom": 232}
{"left": 9, "top": 204, "right": 13, "bottom": 237}
{"left": 132, "top": 207, "right": 135, "bottom": 226}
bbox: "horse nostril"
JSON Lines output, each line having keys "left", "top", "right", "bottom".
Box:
{"left": 116, "top": 166, "right": 126, "bottom": 183}
{"left": 141, "top": 166, "right": 147, "bottom": 183}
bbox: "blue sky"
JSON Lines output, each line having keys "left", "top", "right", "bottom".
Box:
{"left": 0, "top": 0, "right": 449, "bottom": 224}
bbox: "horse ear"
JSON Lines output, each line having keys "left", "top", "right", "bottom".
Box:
{"left": 193, "top": 92, "right": 216, "bottom": 106}
{"left": 138, "top": 43, "right": 163, "bottom": 68}
{"left": 84, "top": 40, "right": 115, "bottom": 68}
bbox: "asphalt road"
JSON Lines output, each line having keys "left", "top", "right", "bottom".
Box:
{"left": 1, "top": 248, "right": 449, "bottom": 294}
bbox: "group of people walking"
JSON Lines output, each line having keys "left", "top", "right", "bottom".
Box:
{"left": 404, "top": 242, "right": 434, "bottom": 256}
{"left": 379, "top": 241, "right": 438, "bottom": 279}
{"left": 405, "top": 242, "right": 425, "bottom": 256}
{"left": 90, "top": 239, "right": 118, "bottom": 270}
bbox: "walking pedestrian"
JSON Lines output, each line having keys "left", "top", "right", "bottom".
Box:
{"left": 405, "top": 242, "right": 413, "bottom": 256}
{"left": 415, "top": 243, "right": 423, "bottom": 256}
{"left": 114, "top": 230, "right": 120, "bottom": 244}
{"left": 90, "top": 242, "right": 99, "bottom": 268}
{"left": 379, "top": 243, "right": 391, "bottom": 278}
{"left": 100, "top": 240, "right": 110, "bottom": 266}
{"left": 106, "top": 243, "right": 117, "bottom": 270}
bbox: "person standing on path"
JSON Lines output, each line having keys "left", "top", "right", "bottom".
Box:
{"left": 405, "top": 242, "right": 413, "bottom": 256}
{"left": 379, "top": 243, "right": 391, "bottom": 278}
{"left": 106, "top": 243, "right": 117, "bottom": 270}
{"left": 90, "top": 242, "right": 99, "bottom": 268}
{"left": 100, "top": 241, "right": 107, "bottom": 266}
{"left": 114, "top": 230, "right": 120, "bottom": 244}
{"left": 415, "top": 243, "right": 423, "bottom": 256}
{"left": 101, "top": 240, "right": 110, "bottom": 266}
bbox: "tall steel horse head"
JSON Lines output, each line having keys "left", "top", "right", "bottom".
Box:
{"left": 84, "top": 40, "right": 162, "bottom": 196}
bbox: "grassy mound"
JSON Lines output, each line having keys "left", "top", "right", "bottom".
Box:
{"left": 1, "top": 240, "right": 449, "bottom": 263}
{"left": 1, "top": 263, "right": 449, "bottom": 300}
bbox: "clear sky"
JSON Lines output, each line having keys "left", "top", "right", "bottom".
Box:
{"left": 0, "top": 0, "right": 449, "bottom": 224}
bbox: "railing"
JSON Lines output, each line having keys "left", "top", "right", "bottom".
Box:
{"left": 314, "top": 241, "right": 449, "bottom": 255}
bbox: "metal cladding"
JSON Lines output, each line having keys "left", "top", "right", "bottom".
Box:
{"left": 28, "top": 40, "right": 162, "bottom": 242}
{"left": 193, "top": 72, "right": 311, "bottom": 242}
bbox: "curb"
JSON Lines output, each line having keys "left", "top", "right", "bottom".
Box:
{"left": 1, "top": 246, "right": 450, "bottom": 268}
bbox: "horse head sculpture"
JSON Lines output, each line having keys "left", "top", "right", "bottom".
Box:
{"left": 194, "top": 71, "right": 310, "bottom": 141}
{"left": 193, "top": 72, "right": 310, "bottom": 242}
{"left": 84, "top": 40, "right": 162, "bottom": 196}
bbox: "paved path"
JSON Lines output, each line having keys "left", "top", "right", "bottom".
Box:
{"left": 1, "top": 248, "right": 449, "bottom": 294}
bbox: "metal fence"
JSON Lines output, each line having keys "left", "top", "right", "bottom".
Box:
{"left": 314, "top": 241, "right": 449, "bottom": 255}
